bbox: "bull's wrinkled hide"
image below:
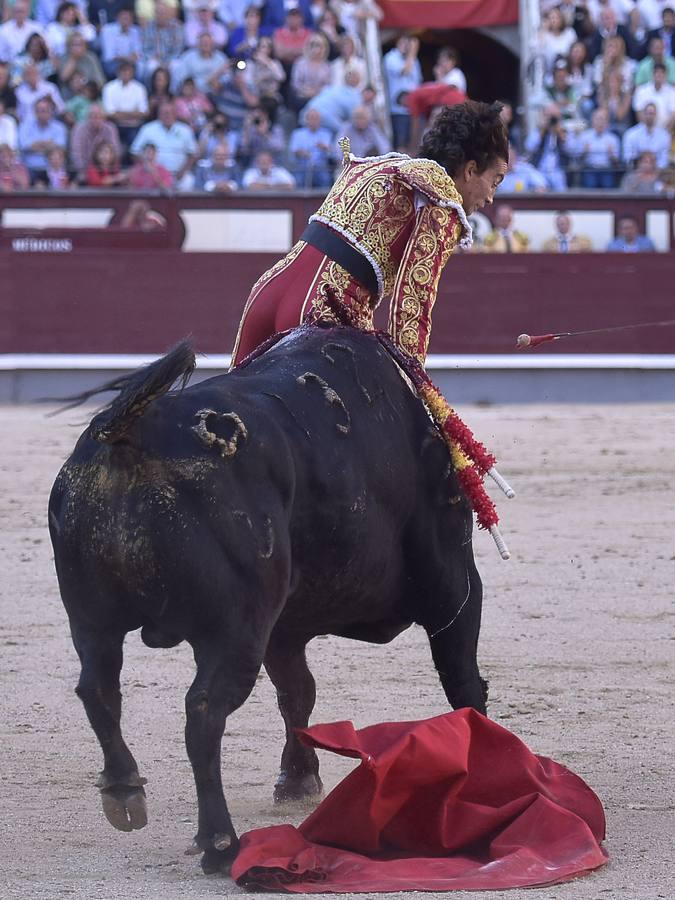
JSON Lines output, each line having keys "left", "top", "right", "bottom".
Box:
{"left": 233, "top": 709, "right": 608, "bottom": 893}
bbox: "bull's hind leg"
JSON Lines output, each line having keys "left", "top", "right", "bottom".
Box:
{"left": 72, "top": 624, "right": 148, "bottom": 832}
{"left": 264, "top": 637, "right": 323, "bottom": 803}
{"left": 184, "top": 634, "right": 267, "bottom": 874}
{"left": 423, "top": 553, "right": 488, "bottom": 715}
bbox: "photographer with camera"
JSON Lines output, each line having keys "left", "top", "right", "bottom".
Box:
{"left": 524, "top": 103, "right": 571, "bottom": 190}
{"left": 237, "top": 102, "right": 284, "bottom": 168}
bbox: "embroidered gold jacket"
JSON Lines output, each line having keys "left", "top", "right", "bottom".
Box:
{"left": 310, "top": 143, "right": 472, "bottom": 364}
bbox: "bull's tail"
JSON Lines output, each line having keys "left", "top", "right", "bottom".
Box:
{"left": 54, "top": 341, "right": 196, "bottom": 444}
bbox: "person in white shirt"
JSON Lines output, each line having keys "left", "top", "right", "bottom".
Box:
{"left": 242, "top": 149, "right": 295, "bottom": 189}
{"left": 102, "top": 59, "right": 149, "bottom": 150}
{"left": 15, "top": 63, "right": 64, "bottom": 122}
{"left": 0, "top": 0, "right": 44, "bottom": 60}
{"left": 632, "top": 62, "right": 675, "bottom": 127}
{"left": 622, "top": 101, "right": 671, "bottom": 165}
{"left": 539, "top": 6, "right": 577, "bottom": 72}
{"left": 0, "top": 99, "right": 18, "bottom": 149}
{"left": 43, "top": 3, "right": 95, "bottom": 58}
{"left": 575, "top": 106, "right": 621, "bottom": 187}
{"left": 330, "top": 34, "right": 367, "bottom": 89}
{"left": 434, "top": 46, "right": 467, "bottom": 93}
{"left": 638, "top": 0, "right": 671, "bottom": 30}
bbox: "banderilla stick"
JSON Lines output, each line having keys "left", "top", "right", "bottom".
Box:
{"left": 516, "top": 318, "right": 675, "bottom": 350}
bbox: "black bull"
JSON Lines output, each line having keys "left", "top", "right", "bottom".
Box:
{"left": 49, "top": 325, "right": 487, "bottom": 874}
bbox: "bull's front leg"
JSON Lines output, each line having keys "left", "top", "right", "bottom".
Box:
{"left": 423, "top": 555, "right": 488, "bottom": 715}
{"left": 184, "top": 636, "right": 265, "bottom": 874}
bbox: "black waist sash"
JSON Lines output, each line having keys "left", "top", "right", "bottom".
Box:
{"left": 300, "top": 220, "right": 378, "bottom": 295}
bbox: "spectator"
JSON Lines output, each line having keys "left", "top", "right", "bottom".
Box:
{"left": 622, "top": 101, "right": 671, "bottom": 165}
{"left": 434, "top": 46, "right": 466, "bottom": 93}
{"left": 289, "top": 31, "right": 331, "bottom": 112}
{"left": 102, "top": 58, "right": 148, "bottom": 149}
{"left": 147, "top": 65, "right": 172, "bottom": 120}
{"left": 331, "top": 34, "right": 366, "bottom": 88}
{"left": 12, "top": 33, "right": 55, "bottom": 83}
{"left": 596, "top": 69, "right": 634, "bottom": 137}
{"left": 100, "top": 8, "right": 141, "bottom": 79}
{"left": 261, "top": 0, "right": 313, "bottom": 30}
{"left": 498, "top": 144, "right": 548, "bottom": 192}
{"left": 174, "top": 31, "right": 227, "bottom": 93}
{"left": 288, "top": 105, "right": 335, "bottom": 186}
{"left": 57, "top": 32, "right": 105, "bottom": 99}
{"left": 524, "top": 104, "right": 571, "bottom": 190}
{"left": 237, "top": 105, "right": 284, "bottom": 166}
{"left": 218, "top": 0, "right": 263, "bottom": 32}
{"left": 272, "top": 8, "right": 312, "bottom": 70}
{"left": 545, "top": 61, "right": 583, "bottom": 123}
{"left": 302, "top": 67, "right": 364, "bottom": 132}
{"left": 16, "top": 62, "right": 64, "bottom": 121}
{"left": 227, "top": 5, "right": 269, "bottom": 58}
{"left": 341, "top": 103, "right": 390, "bottom": 157}
{"left": 565, "top": 41, "right": 594, "bottom": 116}
{"left": 482, "top": 204, "right": 530, "bottom": 253}
{"left": 18, "top": 97, "right": 67, "bottom": 179}
{"left": 541, "top": 210, "right": 593, "bottom": 251}
{"left": 632, "top": 61, "right": 675, "bottom": 125}
{"left": 575, "top": 106, "right": 621, "bottom": 187}
{"left": 592, "top": 35, "right": 636, "bottom": 93}
{"left": 62, "top": 71, "right": 96, "bottom": 123}
{"left": 246, "top": 35, "right": 285, "bottom": 103}
{"left": 35, "top": 0, "right": 89, "bottom": 27}
{"left": 140, "top": 1, "right": 184, "bottom": 84}
{"left": 0, "top": 62, "right": 17, "bottom": 114}
{"left": 197, "top": 110, "right": 239, "bottom": 157}
{"left": 0, "top": 100, "right": 17, "bottom": 149}
{"left": 586, "top": 8, "right": 632, "bottom": 63}
{"left": 85, "top": 138, "right": 128, "bottom": 185}
{"left": 640, "top": 0, "right": 673, "bottom": 32}
{"left": 606, "top": 214, "right": 656, "bottom": 250}
{"left": 331, "top": 0, "right": 382, "bottom": 43}
{"left": 647, "top": 7, "right": 675, "bottom": 56}
{"left": 195, "top": 139, "right": 239, "bottom": 190}
{"left": 35, "top": 145, "right": 72, "bottom": 188}
{"left": 70, "top": 103, "right": 121, "bottom": 176}
{"left": 130, "top": 99, "right": 197, "bottom": 189}
{"left": 634, "top": 35, "right": 675, "bottom": 83}
{"left": 316, "top": 8, "right": 344, "bottom": 59}
{"left": 127, "top": 141, "right": 173, "bottom": 187}
{"left": 174, "top": 75, "right": 212, "bottom": 131}
{"left": 498, "top": 100, "right": 524, "bottom": 152}
{"left": 539, "top": 6, "right": 578, "bottom": 71}
{"left": 185, "top": 3, "right": 227, "bottom": 50}
{"left": 44, "top": 2, "right": 95, "bottom": 58}
{"left": 0, "top": 142, "right": 29, "bottom": 190}
{"left": 242, "top": 148, "right": 295, "bottom": 188}
{"left": 383, "top": 34, "right": 421, "bottom": 152}
{"left": 0, "top": 1, "right": 44, "bottom": 60}
{"left": 620, "top": 149, "right": 665, "bottom": 190}
{"left": 207, "top": 55, "right": 258, "bottom": 129}
{"left": 87, "top": 0, "right": 134, "bottom": 30}
{"left": 626, "top": 7, "right": 649, "bottom": 60}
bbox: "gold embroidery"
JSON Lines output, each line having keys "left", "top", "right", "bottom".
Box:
{"left": 310, "top": 156, "right": 466, "bottom": 299}
{"left": 390, "top": 206, "right": 459, "bottom": 364}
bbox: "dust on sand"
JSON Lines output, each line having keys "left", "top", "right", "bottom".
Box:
{"left": 1, "top": 404, "right": 673, "bottom": 900}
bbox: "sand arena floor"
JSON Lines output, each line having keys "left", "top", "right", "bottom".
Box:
{"left": 0, "top": 403, "right": 673, "bottom": 900}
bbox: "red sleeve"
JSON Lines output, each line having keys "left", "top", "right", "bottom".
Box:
{"left": 85, "top": 165, "right": 104, "bottom": 187}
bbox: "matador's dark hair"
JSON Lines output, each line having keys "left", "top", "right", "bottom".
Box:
{"left": 419, "top": 101, "right": 509, "bottom": 178}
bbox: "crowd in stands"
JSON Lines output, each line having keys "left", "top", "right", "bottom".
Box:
{"left": 0, "top": 0, "right": 387, "bottom": 192}
{"left": 524, "top": 0, "right": 675, "bottom": 192}
{"left": 0, "top": 0, "right": 672, "bottom": 196}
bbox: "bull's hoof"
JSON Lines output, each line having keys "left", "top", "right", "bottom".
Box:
{"left": 186, "top": 831, "right": 238, "bottom": 875}
{"left": 274, "top": 771, "right": 323, "bottom": 803}
{"left": 100, "top": 786, "right": 148, "bottom": 832}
